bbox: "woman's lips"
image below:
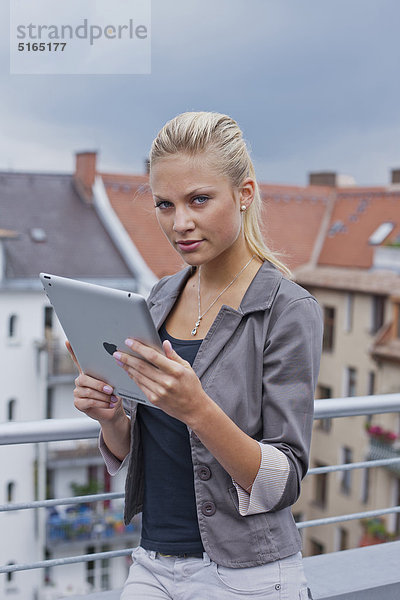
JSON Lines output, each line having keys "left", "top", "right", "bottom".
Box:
{"left": 176, "top": 240, "right": 203, "bottom": 252}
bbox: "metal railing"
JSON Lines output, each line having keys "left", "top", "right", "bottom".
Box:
{"left": 1, "top": 393, "right": 400, "bottom": 576}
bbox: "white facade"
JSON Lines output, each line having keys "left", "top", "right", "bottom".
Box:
{"left": 1, "top": 287, "right": 137, "bottom": 599}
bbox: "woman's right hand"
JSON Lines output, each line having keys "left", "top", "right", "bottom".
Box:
{"left": 66, "top": 340, "right": 123, "bottom": 424}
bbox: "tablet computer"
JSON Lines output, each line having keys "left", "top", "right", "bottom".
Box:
{"left": 40, "top": 273, "right": 162, "bottom": 409}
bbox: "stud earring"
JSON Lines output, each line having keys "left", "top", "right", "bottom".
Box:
{"left": 240, "top": 204, "right": 247, "bottom": 211}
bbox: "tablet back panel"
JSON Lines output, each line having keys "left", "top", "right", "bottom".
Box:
{"left": 40, "top": 273, "right": 162, "bottom": 409}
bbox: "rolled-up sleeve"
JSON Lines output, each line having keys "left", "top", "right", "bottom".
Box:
{"left": 233, "top": 442, "right": 290, "bottom": 515}
{"left": 234, "top": 296, "right": 323, "bottom": 515}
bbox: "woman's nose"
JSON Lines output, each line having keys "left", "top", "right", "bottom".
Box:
{"left": 172, "top": 208, "right": 195, "bottom": 233}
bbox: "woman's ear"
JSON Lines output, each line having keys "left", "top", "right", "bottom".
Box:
{"left": 239, "top": 177, "right": 256, "bottom": 210}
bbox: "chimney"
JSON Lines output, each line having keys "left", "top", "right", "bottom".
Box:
{"left": 74, "top": 151, "right": 97, "bottom": 204}
{"left": 308, "top": 172, "right": 337, "bottom": 187}
{"left": 391, "top": 169, "right": 400, "bottom": 185}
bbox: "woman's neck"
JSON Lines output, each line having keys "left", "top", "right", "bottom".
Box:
{"left": 197, "top": 248, "right": 259, "bottom": 291}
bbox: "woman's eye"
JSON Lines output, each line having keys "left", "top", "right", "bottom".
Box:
{"left": 193, "top": 195, "right": 209, "bottom": 205}
{"left": 154, "top": 200, "right": 173, "bottom": 209}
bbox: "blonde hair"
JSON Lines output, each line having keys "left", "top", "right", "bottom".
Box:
{"left": 149, "top": 111, "right": 292, "bottom": 277}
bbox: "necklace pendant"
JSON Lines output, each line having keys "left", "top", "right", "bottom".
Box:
{"left": 191, "top": 318, "right": 201, "bottom": 336}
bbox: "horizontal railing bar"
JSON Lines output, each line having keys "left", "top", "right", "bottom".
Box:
{"left": 2, "top": 505, "right": 400, "bottom": 573}
{"left": 0, "top": 417, "right": 100, "bottom": 445}
{"left": 0, "top": 548, "right": 134, "bottom": 574}
{"left": 3, "top": 458, "right": 399, "bottom": 514}
{"left": 297, "top": 505, "right": 400, "bottom": 529}
{"left": 1, "top": 394, "right": 399, "bottom": 445}
{"left": 0, "top": 492, "right": 124, "bottom": 513}
{"left": 314, "top": 393, "right": 400, "bottom": 419}
{"left": 308, "top": 456, "right": 400, "bottom": 475}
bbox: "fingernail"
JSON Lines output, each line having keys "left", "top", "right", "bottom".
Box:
{"left": 116, "top": 359, "right": 124, "bottom": 367}
{"left": 113, "top": 352, "right": 122, "bottom": 360}
{"left": 125, "top": 338, "right": 133, "bottom": 347}
{"left": 103, "top": 385, "right": 113, "bottom": 394}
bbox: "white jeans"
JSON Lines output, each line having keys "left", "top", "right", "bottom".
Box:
{"left": 120, "top": 546, "right": 311, "bottom": 599}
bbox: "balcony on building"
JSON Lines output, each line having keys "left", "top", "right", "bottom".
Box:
{"left": 46, "top": 337, "right": 77, "bottom": 385}
{"left": 368, "top": 436, "right": 400, "bottom": 475}
{"left": 46, "top": 503, "right": 140, "bottom": 549}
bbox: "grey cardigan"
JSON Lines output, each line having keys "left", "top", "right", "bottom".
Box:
{"left": 122, "top": 260, "right": 323, "bottom": 567}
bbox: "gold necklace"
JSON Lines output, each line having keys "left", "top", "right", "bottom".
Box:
{"left": 191, "top": 255, "right": 256, "bottom": 336}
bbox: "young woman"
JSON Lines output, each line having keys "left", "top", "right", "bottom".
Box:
{"left": 69, "top": 111, "right": 323, "bottom": 599}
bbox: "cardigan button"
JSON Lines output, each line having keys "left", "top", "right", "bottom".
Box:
{"left": 198, "top": 466, "right": 211, "bottom": 481}
{"left": 201, "top": 501, "right": 216, "bottom": 516}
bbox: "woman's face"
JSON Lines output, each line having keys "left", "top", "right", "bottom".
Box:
{"left": 150, "top": 153, "right": 253, "bottom": 267}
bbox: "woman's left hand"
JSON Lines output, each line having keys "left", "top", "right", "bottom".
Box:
{"left": 113, "top": 338, "right": 208, "bottom": 424}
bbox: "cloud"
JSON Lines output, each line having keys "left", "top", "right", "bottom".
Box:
{"left": 0, "top": 0, "right": 399, "bottom": 184}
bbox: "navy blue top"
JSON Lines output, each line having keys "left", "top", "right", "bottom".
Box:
{"left": 137, "top": 322, "right": 204, "bottom": 554}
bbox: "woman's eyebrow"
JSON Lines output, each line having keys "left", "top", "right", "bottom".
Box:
{"left": 153, "top": 186, "right": 216, "bottom": 201}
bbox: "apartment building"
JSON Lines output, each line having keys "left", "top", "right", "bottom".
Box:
{"left": 0, "top": 165, "right": 154, "bottom": 599}
{"left": 292, "top": 178, "right": 400, "bottom": 555}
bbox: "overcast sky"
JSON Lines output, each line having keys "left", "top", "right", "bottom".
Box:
{"left": 1, "top": 0, "right": 399, "bottom": 186}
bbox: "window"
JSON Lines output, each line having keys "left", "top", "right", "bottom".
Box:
{"left": 344, "top": 293, "right": 354, "bottom": 333}
{"left": 340, "top": 447, "right": 352, "bottom": 495}
{"left": 7, "top": 481, "right": 16, "bottom": 503}
{"left": 46, "top": 388, "right": 53, "bottom": 420}
{"left": 336, "top": 527, "right": 349, "bottom": 551}
{"left": 46, "top": 469, "right": 54, "bottom": 501}
{"left": 309, "top": 538, "right": 325, "bottom": 556}
{"left": 44, "top": 306, "right": 53, "bottom": 331}
{"left": 361, "top": 468, "right": 370, "bottom": 504}
{"left": 8, "top": 314, "right": 18, "bottom": 338}
{"left": 6, "top": 563, "right": 15, "bottom": 584}
{"left": 7, "top": 398, "right": 16, "bottom": 421}
{"left": 314, "top": 462, "right": 328, "bottom": 508}
{"left": 345, "top": 367, "right": 357, "bottom": 397}
{"left": 86, "top": 546, "right": 96, "bottom": 587}
{"left": 396, "top": 304, "right": 400, "bottom": 339}
{"left": 316, "top": 385, "right": 332, "bottom": 432}
{"left": 100, "top": 547, "right": 111, "bottom": 590}
{"left": 30, "top": 227, "right": 47, "bottom": 242}
{"left": 86, "top": 545, "right": 110, "bottom": 590}
{"left": 368, "top": 371, "right": 376, "bottom": 396}
{"left": 368, "top": 222, "right": 394, "bottom": 245}
{"left": 394, "top": 479, "right": 400, "bottom": 535}
{"left": 322, "top": 306, "right": 335, "bottom": 351}
{"left": 371, "top": 296, "right": 385, "bottom": 334}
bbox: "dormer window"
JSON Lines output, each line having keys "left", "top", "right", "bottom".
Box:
{"left": 30, "top": 228, "right": 47, "bottom": 242}
{"left": 368, "top": 222, "right": 394, "bottom": 245}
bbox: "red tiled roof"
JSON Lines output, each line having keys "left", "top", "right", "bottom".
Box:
{"left": 102, "top": 172, "right": 332, "bottom": 277}
{"left": 317, "top": 188, "right": 400, "bottom": 268}
{"left": 101, "top": 173, "right": 185, "bottom": 279}
{"left": 259, "top": 184, "right": 330, "bottom": 270}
